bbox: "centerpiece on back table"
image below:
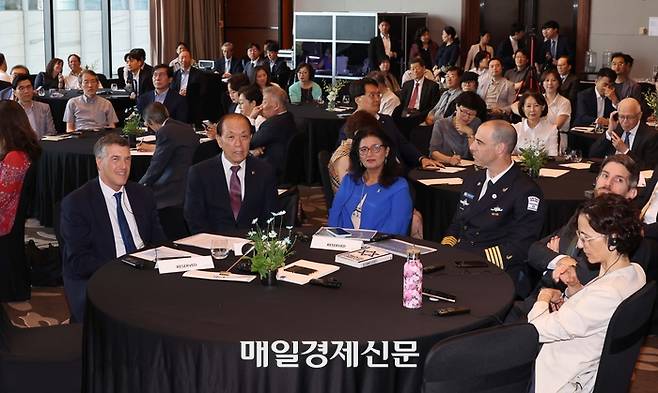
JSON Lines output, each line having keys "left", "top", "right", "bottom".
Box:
{"left": 322, "top": 79, "right": 348, "bottom": 111}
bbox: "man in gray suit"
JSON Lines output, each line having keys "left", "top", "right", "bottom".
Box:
{"left": 139, "top": 102, "right": 199, "bottom": 239}
{"left": 13, "top": 74, "right": 56, "bottom": 138}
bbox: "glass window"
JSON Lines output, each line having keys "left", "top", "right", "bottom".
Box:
{"left": 56, "top": 0, "right": 77, "bottom": 10}
{"left": 54, "top": 0, "right": 104, "bottom": 76}
{"left": 0, "top": 1, "right": 46, "bottom": 73}
{"left": 110, "top": 0, "right": 150, "bottom": 77}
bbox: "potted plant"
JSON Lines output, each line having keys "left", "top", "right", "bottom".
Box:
{"left": 245, "top": 211, "right": 295, "bottom": 286}
{"left": 643, "top": 90, "right": 657, "bottom": 122}
{"left": 122, "top": 107, "right": 144, "bottom": 147}
{"left": 519, "top": 145, "right": 548, "bottom": 178}
{"left": 322, "top": 79, "right": 348, "bottom": 111}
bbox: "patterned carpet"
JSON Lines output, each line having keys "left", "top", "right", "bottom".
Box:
{"left": 3, "top": 186, "right": 657, "bottom": 391}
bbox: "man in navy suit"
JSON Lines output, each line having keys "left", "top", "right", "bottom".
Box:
{"left": 574, "top": 67, "right": 617, "bottom": 126}
{"left": 60, "top": 134, "right": 165, "bottom": 322}
{"left": 184, "top": 113, "right": 278, "bottom": 234}
{"left": 538, "top": 20, "right": 573, "bottom": 70}
{"left": 243, "top": 43, "right": 266, "bottom": 83}
{"left": 172, "top": 50, "right": 204, "bottom": 126}
{"left": 125, "top": 51, "right": 154, "bottom": 97}
{"left": 249, "top": 85, "right": 296, "bottom": 177}
{"left": 264, "top": 41, "right": 291, "bottom": 88}
{"left": 368, "top": 19, "right": 400, "bottom": 74}
{"left": 136, "top": 64, "right": 189, "bottom": 123}
{"left": 213, "top": 42, "right": 244, "bottom": 78}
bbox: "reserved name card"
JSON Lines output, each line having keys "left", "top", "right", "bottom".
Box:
{"left": 310, "top": 235, "right": 363, "bottom": 252}
{"left": 158, "top": 255, "right": 214, "bottom": 274}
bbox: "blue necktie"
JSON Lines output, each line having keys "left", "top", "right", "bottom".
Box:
{"left": 550, "top": 40, "right": 556, "bottom": 58}
{"left": 624, "top": 132, "right": 630, "bottom": 147}
{"left": 114, "top": 192, "right": 137, "bottom": 254}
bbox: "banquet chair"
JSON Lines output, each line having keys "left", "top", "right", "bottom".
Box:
{"left": 0, "top": 306, "right": 82, "bottom": 393}
{"left": 317, "top": 150, "right": 334, "bottom": 209}
{"left": 422, "top": 323, "right": 539, "bottom": 393}
{"left": 593, "top": 280, "right": 656, "bottom": 393}
{"left": 276, "top": 186, "right": 300, "bottom": 227}
{"left": 278, "top": 131, "right": 305, "bottom": 186}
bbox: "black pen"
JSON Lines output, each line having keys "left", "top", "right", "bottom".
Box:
{"left": 158, "top": 256, "right": 192, "bottom": 260}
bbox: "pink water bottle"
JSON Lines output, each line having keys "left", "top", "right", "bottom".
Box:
{"left": 403, "top": 248, "right": 423, "bottom": 309}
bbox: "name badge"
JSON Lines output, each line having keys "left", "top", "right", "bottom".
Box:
{"left": 310, "top": 235, "right": 363, "bottom": 252}
{"left": 158, "top": 255, "right": 215, "bottom": 274}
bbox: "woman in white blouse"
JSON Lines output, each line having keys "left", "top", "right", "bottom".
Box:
{"left": 529, "top": 194, "right": 645, "bottom": 393}
{"left": 513, "top": 91, "right": 558, "bottom": 156}
{"left": 541, "top": 69, "right": 571, "bottom": 133}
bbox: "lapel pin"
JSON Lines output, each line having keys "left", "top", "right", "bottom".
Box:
{"left": 477, "top": 181, "right": 482, "bottom": 186}
{"left": 492, "top": 194, "right": 497, "bottom": 199}
{"left": 502, "top": 187, "right": 509, "bottom": 192}
{"left": 251, "top": 171, "right": 255, "bottom": 175}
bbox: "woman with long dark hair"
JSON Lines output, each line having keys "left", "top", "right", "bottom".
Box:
{"left": 35, "top": 57, "right": 64, "bottom": 90}
{"left": 0, "top": 100, "right": 42, "bottom": 301}
{"left": 328, "top": 125, "right": 412, "bottom": 235}
{"left": 409, "top": 27, "right": 439, "bottom": 69}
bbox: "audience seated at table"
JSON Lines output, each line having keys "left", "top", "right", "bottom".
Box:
{"left": 0, "top": 100, "right": 41, "bottom": 302}
{"left": 64, "top": 54, "right": 84, "bottom": 90}
{"left": 368, "top": 19, "right": 399, "bottom": 76}
{"left": 35, "top": 57, "right": 64, "bottom": 90}
{"left": 238, "top": 84, "right": 266, "bottom": 131}
{"left": 399, "top": 57, "right": 440, "bottom": 119}
{"left": 426, "top": 66, "right": 462, "bottom": 125}
{"left": 328, "top": 125, "right": 412, "bottom": 235}
{"left": 264, "top": 41, "right": 291, "bottom": 89}
{"left": 541, "top": 69, "right": 572, "bottom": 134}
{"left": 248, "top": 85, "right": 296, "bottom": 177}
{"left": 0, "top": 64, "right": 29, "bottom": 100}
{"left": 289, "top": 63, "right": 322, "bottom": 104}
{"left": 538, "top": 20, "right": 573, "bottom": 70}
{"left": 400, "top": 60, "right": 435, "bottom": 85}
{"left": 503, "top": 49, "right": 530, "bottom": 92}
{"left": 556, "top": 55, "right": 580, "bottom": 106}
{"left": 468, "top": 50, "right": 490, "bottom": 77}
{"left": 434, "top": 26, "right": 460, "bottom": 70}
{"left": 589, "top": 97, "right": 658, "bottom": 169}
{"left": 441, "top": 120, "right": 544, "bottom": 297}
{"left": 513, "top": 91, "right": 559, "bottom": 156}
{"left": 378, "top": 57, "right": 400, "bottom": 93}
{"left": 463, "top": 30, "right": 494, "bottom": 72}
{"left": 136, "top": 64, "right": 189, "bottom": 123}
{"left": 329, "top": 110, "right": 380, "bottom": 193}
{"left": 226, "top": 73, "right": 250, "bottom": 114}
{"left": 339, "top": 78, "right": 441, "bottom": 172}
{"left": 184, "top": 113, "right": 278, "bottom": 234}
{"left": 429, "top": 91, "right": 482, "bottom": 165}
{"left": 409, "top": 26, "right": 439, "bottom": 70}
{"left": 573, "top": 67, "right": 616, "bottom": 127}
{"left": 64, "top": 70, "right": 118, "bottom": 132}
{"left": 495, "top": 23, "right": 525, "bottom": 71}
{"left": 529, "top": 193, "right": 645, "bottom": 393}
{"left": 444, "top": 71, "right": 488, "bottom": 122}
{"left": 125, "top": 50, "right": 154, "bottom": 97}
{"left": 60, "top": 134, "right": 166, "bottom": 322}
{"left": 477, "top": 57, "right": 516, "bottom": 118}
{"left": 168, "top": 41, "right": 196, "bottom": 73}
{"left": 13, "top": 75, "right": 56, "bottom": 138}
{"left": 243, "top": 42, "right": 266, "bottom": 84}
{"left": 367, "top": 71, "right": 400, "bottom": 117}
{"left": 253, "top": 65, "right": 277, "bottom": 90}
{"left": 139, "top": 103, "right": 199, "bottom": 239}
{"left": 213, "top": 41, "right": 244, "bottom": 77}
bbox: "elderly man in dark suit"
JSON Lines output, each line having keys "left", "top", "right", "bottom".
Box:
{"left": 368, "top": 19, "right": 400, "bottom": 74}
{"left": 399, "top": 57, "right": 440, "bottom": 122}
{"left": 60, "top": 134, "right": 165, "bottom": 322}
{"left": 184, "top": 113, "right": 278, "bottom": 234}
{"left": 136, "top": 64, "right": 189, "bottom": 123}
{"left": 589, "top": 97, "right": 658, "bottom": 169}
{"left": 172, "top": 50, "right": 204, "bottom": 126}
{"left": 574, "top": 67, "right": 617, "bottom": 127}
{"left": 249, "top": 85, "right": 297, "bottom": 177}
{"left": 213, "top": 42, "right": 244, "bottom": 78}
{"left": 139, "top": 103, "right": 199, "bottom": 239}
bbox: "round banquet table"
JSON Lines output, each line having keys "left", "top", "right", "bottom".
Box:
{"left": 287, "top": 103, "right": 351, "bottom": 184}
{"left": 33, "top": 129, "right": 151, "bottom": 227}
{"left": 35, "top": 89, "right": 134, "bottom": 133}
{"left": 83, "top": 237, "right": 515, "bottom": 393}
{"left": 409, "top": 162, "right": 598, "bottom": 242}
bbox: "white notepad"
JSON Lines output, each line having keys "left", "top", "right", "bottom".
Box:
{"left": 418, "top": 178, "right": 463, "bottom": 186}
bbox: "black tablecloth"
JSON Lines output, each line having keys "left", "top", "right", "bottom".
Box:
{"left": 409, "top": 162, "right": 598, "bottom": 242}
{"left": 36, "top": 89, "right": 134, "bottom": 133}
{"left": 83, "top": 237, "right": 514, "bottom": 393}
{"left": 33, "top": 129, "right": 151, "bottom": 226}
{"left": 567, "top": 130, "right": 601, "bottom": 158}
{"left": 287, "top": 104, "right": 350, "bottom": 184}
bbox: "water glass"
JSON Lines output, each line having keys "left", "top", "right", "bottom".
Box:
{"left": 211, "top": 238, "right": 229, "bottom": 260}
{"left": 342, "top": 95, "right": 350, "bottom": 105}
{"left": 110, "top": 83, "right": 118, "bottom": 91}
{"left": 570, "top": 149, "right": 583, "bottom": 163}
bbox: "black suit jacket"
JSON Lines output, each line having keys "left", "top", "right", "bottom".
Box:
{"left": 126, "top": 68, "right": 154, "bottom": 97}
{"left": 184, "top": 155, "right": 278, "bottom": 234}
{"left": 368, "top": 35, "right": 400, "bottom": 70}
{"left": 589, "top": 123, "right": 658, "bottom": 169}
{"left": 268, "top": 58, "right": 292, "bottom": 88}
{"left": 243, "top": 58, "right": 266, "bottom": 83}
{"left": 60, "top": 178, "right": 165, "bottom": 322}
{"left": 399, "top": 78, "right": 440, "bottom": 116}
{"left": 250, "top": 111, "right": 297, "bottom": 176}
{"left": 139, "top": 119, "right": 199, "bottom": 209}
{"left": 559, "top": 74, "right": 580, "bottom": 105}
{"left": 136, "top": 89, "right": 190, "bottom": 123}
{"left": 212, "top": 57, "right": 244, "bottom": 75}
{"left": 496, "top": 37, "right": 526, "bottom": 71}
{"left": 172, "top": 67, "right": 204, "bottom": 125}
{"left": 574, "top": 87, "right": 615, "bottom": 126}
{"left": 539, "top": 35, "right": 573, "bottom": 67}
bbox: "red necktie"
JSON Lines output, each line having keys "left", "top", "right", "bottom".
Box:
{"left": 229, "top": 165, "right": 241, "bottom": 220}
{"left": 408, "top": 81, "right": 420, "bottom": 110}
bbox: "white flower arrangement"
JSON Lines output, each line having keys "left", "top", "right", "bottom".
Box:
{"left": 245, "top": 211, "right": 295, "bottom": 279}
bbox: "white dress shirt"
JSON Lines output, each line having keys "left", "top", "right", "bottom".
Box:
{"left": 98, "top": 178, "right": 145, "bottom": 257}
{"left": 595, "top": 88, "right": 605, "bottom": 118}
{"left": 221, "top": 153, "right": 246, "bottom": 199}
{"left": 380, "top": 90, "right": 401, "bottom": 116}
{"left": 381, "top": 34, "right": 392, "bottom": 57}
{"left": 180, "top": 68, "right": 190, "bottom": 92}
